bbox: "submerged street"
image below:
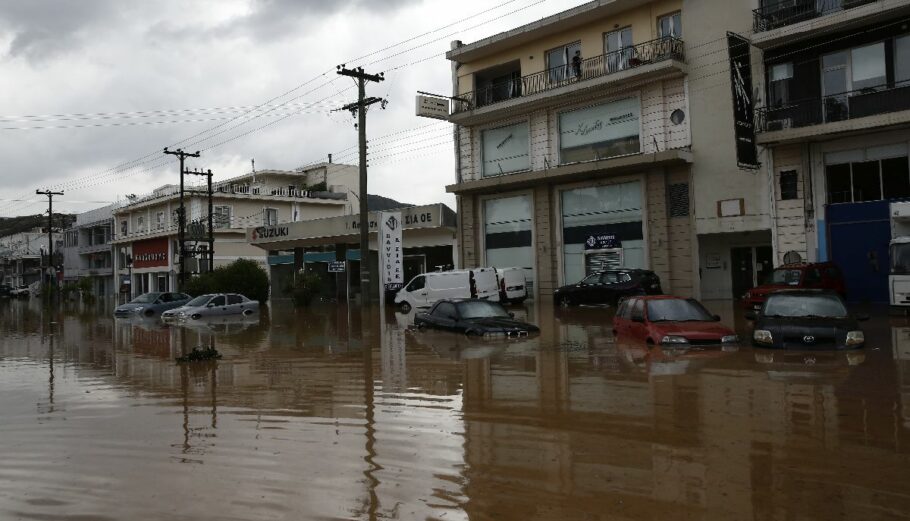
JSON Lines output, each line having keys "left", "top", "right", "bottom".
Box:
{"left": 1, "top": 299, "right": 909, "bottom": 520}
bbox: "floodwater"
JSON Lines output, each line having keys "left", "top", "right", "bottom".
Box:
{"left": 2, "top": 298, "right": 910, "bottom": 521}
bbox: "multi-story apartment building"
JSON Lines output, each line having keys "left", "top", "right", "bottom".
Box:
{"left": 0, "top": 230, "right": 49, "bottom": 289}
{"left": 444, "top": 0, "right": 760, "bottom": 300}
{"left": 61, "top": 203, "right": 118, "bottom": 297}
{"left": 753, "top": 0, "right": 910, "bottom": 303}
{"left": 111, "top": 163, "right": 357, "bottom": 296}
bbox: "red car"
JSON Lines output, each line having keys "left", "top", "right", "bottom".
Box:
{"left": 741, "top": 262, "right": 846, "bottom": 311}
{"left": 613, "top": 295, "right": 739, "bottom": 346}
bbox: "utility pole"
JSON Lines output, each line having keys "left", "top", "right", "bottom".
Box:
{"left": 163, "top": 147, "right": 200, "bottom": 290}
{"left": 36, "top": 189, "right": 63, "bottom": 293}
{"left": 183, "top": 168, "right": 215, "bottom": 274}
{"left": 336, "top": 65, "right": 386, "bottom": 307}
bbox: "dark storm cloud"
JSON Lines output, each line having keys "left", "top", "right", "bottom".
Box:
{"left": 0, "top": 1, "right": 123, "bottom": 61}
{"left": 227, "top": 0, "right": 420, "bottom": 40}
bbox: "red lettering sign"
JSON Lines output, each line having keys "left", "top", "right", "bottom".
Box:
{"left": 132, "top": 237, "right": 169, "bottom": 268}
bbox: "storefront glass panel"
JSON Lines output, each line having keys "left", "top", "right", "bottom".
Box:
{"left": 558, "top": 97, "right": 640, "bottom": 164}
{"left": 484, "top": 195, "right": 533, "bottom": 287}
{"left": 561, "top": 181, "right": 644, "bottom": 284}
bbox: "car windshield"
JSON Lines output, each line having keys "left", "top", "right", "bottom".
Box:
{"left": 457, "top": 301, "right": 511, "bottom": 319}
{"left": 763, "top": 294, "right": 848, "bottom": 318}
{"left": 130, "top": 293, "right": 161, "bottom": 304}
{"left": 767, "top": 268, "right": 802, "bottom": 285}
{"left": 186, "top": 295, "right": 213, "bottom": 307}
{"left": 647, "top": 299, "right": 714, "bottom": 322}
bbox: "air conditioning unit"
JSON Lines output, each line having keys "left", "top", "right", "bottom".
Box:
{"left": 766, "top": 118, "right": 792, "bottom": 131}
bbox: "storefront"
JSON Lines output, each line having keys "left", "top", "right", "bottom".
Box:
{"left": 131, "top": 237, "right": 172, "bottom": 294}
{"left": 247, "top": 204, "right": 457, "bottom": 300}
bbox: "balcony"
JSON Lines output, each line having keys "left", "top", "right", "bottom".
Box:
{"left": 756, "top": 83, "right": 910, "bottom": 142}
{"left": 751, "top": 0, "right": 910, "bottom": 49}
{"left": 451, "top": 37, "right": 685, "bottom": 123}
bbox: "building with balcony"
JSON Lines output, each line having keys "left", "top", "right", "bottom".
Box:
{"left": 62, "top": 203, "right": 118, "bottom": 297}
{"left": 443, "top": 0, "right": 761, "bottom": 300}
{"left": 110, "top": 163, "right": 357, "bottom": 296}
{"left": 753, "top": 0, "right": 910, "bottom": 302}
{"left": 0, "top": 229, "right": 49, "bottom": 289}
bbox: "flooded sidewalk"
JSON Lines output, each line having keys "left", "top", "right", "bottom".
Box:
{"left": 1, "top": 298, "right": 910, "bottom": 520}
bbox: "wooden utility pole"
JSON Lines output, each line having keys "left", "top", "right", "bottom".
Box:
{"left": 184, "top": 168, "right": 215, "bottom": 274}
{"left": 163, "top": 147, "right": 200, "bottom": 290}
{"left": 336, "top": 65, "right": 385, "bottom": 306}
{"left": 35, "top": 189, "right": 63, "bottom": 292}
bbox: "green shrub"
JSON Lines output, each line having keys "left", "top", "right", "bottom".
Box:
{"left": 184, "top": 258, "right": 270, "bottom": 303}
{"left": 287, "top": 270, "right": 324, "bottom": 307}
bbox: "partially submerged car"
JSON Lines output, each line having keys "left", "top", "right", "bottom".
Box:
{"left": 613, "top": 295, "right": 739, "bottom": 346}
{"left": 747, "top": 290, "right": 867, "bottom": 350}
{"left": 162, "top": 293, "right": 259, "bottom": 321}
{"left": 554, "top": 269, "right": 662, "bottom": 307}
{"left": 114, "top": 292, "right": 191, "bottom": 317}
{"left": 742, "top": 262, "right": 845, "bottom": 311}
{"left": 414, "top": 298, "right": 539, "bottom": 338}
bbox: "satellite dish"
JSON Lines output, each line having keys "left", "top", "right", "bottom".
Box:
{"left": 782, "top": 250, "right": 802, "bottom": 264}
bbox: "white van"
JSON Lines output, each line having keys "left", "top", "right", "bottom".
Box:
{"left": 495, "top": 267, "right": 528, "bottom": 304}
{"left": 395, "top": 268, "right": 500, "bottom": 312}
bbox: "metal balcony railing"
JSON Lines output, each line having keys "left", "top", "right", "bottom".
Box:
{"left": 752, "top": 0, "right": 878, "bottom": 32}
{"left": 756, "top": 82, "right": 910, "bottom": 132}
{"left": 452, "top": 37, "right": 684, "bottom": 115}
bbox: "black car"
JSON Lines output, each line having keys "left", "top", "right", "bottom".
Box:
{"left": 554, "top": 269, "right": 662, "bottom": 307}
{"left": 414, "top": 299, "right": 540, "bottom": 337}
{"left": 0, "top": 284, "right": 10, "bottom": 297}
{"left": 746, "top": 290, "right": 868, "bottom": 350}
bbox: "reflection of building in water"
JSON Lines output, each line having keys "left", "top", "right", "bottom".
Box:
{"left": 893, "top": 326, "right": 910, "bottom": 427}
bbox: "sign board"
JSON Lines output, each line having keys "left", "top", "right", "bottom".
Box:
{"left": 415, "top": 95, "right": 449, "bottom": 120}
{"left": 727, "top": 32, "right": 760, "bottom": 169}
{"left": 705, "top": 253, "right": 722, "bottom": 269}
{"left": 132, "top": 237, "right": 169, "bottom": 268}
{"left": 328, "top": 261, "right": 346, "bottom": 273}
{"left": 379, "top": 211, "right": 404, "bottom": 292}
{"left": 584, "top": 233, "right": 622, "bottom": 251}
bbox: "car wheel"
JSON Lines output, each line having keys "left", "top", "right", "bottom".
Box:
{"left": 191, "top": 314, "right": 201, "bottom": 320}
{"left": 242, "top": 309, "right": 253, "bottom": 316}
{"left": 144, "top": 309, "right": 154, "bottom": 317}
{"left": 399, "top": 302, "right": 412, "bottom": 313}
{"left": 558, "top": 296, "right": 572, "bottom": 308}
{"left": 464, "top": 329, "right": 481, "bottom": 337}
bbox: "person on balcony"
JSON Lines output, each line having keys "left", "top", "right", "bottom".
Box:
{"left": 572, "top": 50, "right": 582, "bottom": 79}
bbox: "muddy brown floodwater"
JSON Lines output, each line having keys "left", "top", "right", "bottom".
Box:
{"left": 2, "top": 298, "right": 910, "bottom": 520}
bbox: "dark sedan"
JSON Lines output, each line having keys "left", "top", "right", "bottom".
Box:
{"left": 746, "top": 290, "right": 867, "bottom": 350}
{"left": 414, "top": 299, "right": 539, "bottom": 338}
{"left": 554, "top": 269, "right": 662, "bottom": 307}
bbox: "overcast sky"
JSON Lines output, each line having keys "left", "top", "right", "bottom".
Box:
{"left": 0, "top": 0, "right": 578, "bottom": 218}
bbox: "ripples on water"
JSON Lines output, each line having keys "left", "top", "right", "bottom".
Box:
{"left": 1, "top": 298, "right": 910, "bottom": 520}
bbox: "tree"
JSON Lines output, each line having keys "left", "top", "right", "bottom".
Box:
{"left": 184, "top": 259, "right": 270, "bottom": 303}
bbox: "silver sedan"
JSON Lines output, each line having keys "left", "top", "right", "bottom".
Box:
{"left": 161, "top": 293, "right": 259, "bottom": 321}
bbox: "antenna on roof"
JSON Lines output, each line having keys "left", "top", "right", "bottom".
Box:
{"left": 251, "top": 158, "right": 256, "bottom": 184}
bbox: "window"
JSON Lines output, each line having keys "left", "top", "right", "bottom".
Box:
{"left": 768, "top": 62, "right": 793, "bottom": 107}
{"left": 604, "top": 27, "right": 633, "bottom": 72}
{"left": 214, "top": 206, "right": 232, "bottom": 229}
{"left": 547, "top": 41, "right": 581, "bottom": 82}
{"left": 484, "top": 195, "right": 533, "bottom": 274}
{"left": 657, "top": 12, "right": 681, "bottom": 38}
{"left": 435, "top": 302, "right": 457, "bottom": 319}
{"left": 227, "top": 294, "right": 242, "bottom": 305}
{"left": 630, "top": 299, "right": 644, "bottom": 321}
{"left": 779, "top": 170, "right": 799, "bottom": 200}
{"left": 210, "top": 296, "right": 226, "bottom": 306}
{"left": 897, "top": 35, "right": 910, "bottom": 85}
{"left": 406, "top": 275, "right": 425, "bottom": 291}
{"left": 851, "top": 161, "right": 881, "bottom": 201}
{"left": 851, "top": 42, "right": 885, "bottom": 91}
{"left": 559, "top": 97, "right": 641, "bottom": 164}
{"left": 263, "top": 208, "right": 278, "bottom": 226}
{"left": 825, "top": 146, "right": 910, "bottom": 203}
{"left": 137, "top": 215, "right": 145, "bottom": 233}
{"left": 618, "top": 298, "right": 633, "bottom": 319}
{"left": 481, "top": 123, "right": 530, "bottom": 177}
{"left": 804, "top": 268, "right": 822, "bottom": 285}
{"left": 826, "top": 163, "right": 852, "bottom": 203}
{"left": 156, "top": 211, "right": 165, "bottom": 230}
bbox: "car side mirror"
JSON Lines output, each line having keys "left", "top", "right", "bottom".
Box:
{"left": 856, "top": 313, "right": 870, "bottom": 322}
{"left": 206, "top": 303, "right": 216, "bottom": 308}
{"left": 744, "top": 311, "right": 757, "bottom": 321}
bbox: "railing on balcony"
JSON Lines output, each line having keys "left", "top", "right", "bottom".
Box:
{"left": 452, "top": 37, "right": 684, "bottom": 115}
{"left": 756, "top": 83, "right": 910, "bottom": 132}
{"left": 752, "top": 0, "right": 878, "bottom": 32}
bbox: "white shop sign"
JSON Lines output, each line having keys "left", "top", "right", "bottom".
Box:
{"left": 379, "top": 211, "right": 403, "bottom": 292}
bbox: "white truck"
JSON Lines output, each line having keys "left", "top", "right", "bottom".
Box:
{"left": 890, "top": 201, "right": 910, "bottom": 311}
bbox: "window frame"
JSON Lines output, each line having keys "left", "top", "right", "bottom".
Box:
{"left": 263, "top": 207, "right": 278, "bottom": 226}
{"left": 657, "top": 11, "right": 682, "bottom": 39}
{"left": 214, "top": 205, "right": 233, "bottom": 229}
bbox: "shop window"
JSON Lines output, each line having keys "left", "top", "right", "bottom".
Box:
{"left": 826, "top": 163, "right": 852, "bottom": 203}
{"left": 559, "top": 97, "right": 641, "bottom": 164}
{"left": 882, "top": 157, "right": 910, "bottom": 199}
{"left": 668, "top": 183, "right": 689, "bottom": 217}
{"left": 779, "top": 171, "right": 799, "bottom": 200}
{"left": 481, "top": 123, "right": 530, "bottom": 177}
{"left": 851, "top": 161, "right": 881, "bottom": 202}
{"left": 484, "top": 195, "right": 533, "bottom": 274}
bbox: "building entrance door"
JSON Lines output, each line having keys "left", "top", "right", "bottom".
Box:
{"left": 730, "top": 247, "right": 754, "bottom": 299}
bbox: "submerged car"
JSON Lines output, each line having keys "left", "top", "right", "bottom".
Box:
{"left": 613, "top": 295, "right": 739, "bottom": 346}
{"left": 161, "top": 293, "right": 259, "bottom": 321}
{"left": 114, "top": 292, "right": 191, "bottom": 317}
{"left": 747, "top": 290, "right": 867, "bottom": 350}
{"left": 554, "top": 269, "right": 662, "bottom": 307}
{"left": 414, "top": 298, "right": 539, "bottom": 338}
{"left": 742, "top": 262, "right": 845, "bottom": 311}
